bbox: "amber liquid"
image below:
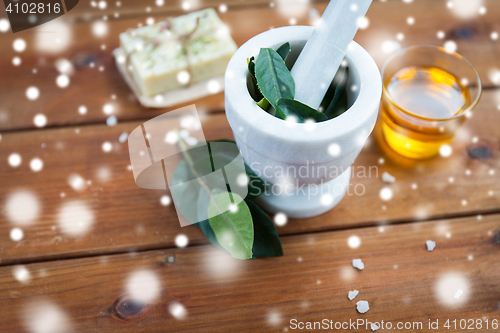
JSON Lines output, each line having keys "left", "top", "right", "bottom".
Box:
{"left": 380, "top": 66, "right": 470, "bottom": 159}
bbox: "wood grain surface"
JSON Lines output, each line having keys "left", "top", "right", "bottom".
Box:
{"left": 0, "top": 0, "right": 499, "bottom": 130}
{"left": 0, "top": 214, "right": 498, "bottom": 332}
{"left": 0, "top": 90, "right": 498, "bottom": 264}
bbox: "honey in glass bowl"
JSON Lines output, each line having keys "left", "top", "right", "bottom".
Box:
{"left": 378, "top": 46, "right": 481, "bottom": 159}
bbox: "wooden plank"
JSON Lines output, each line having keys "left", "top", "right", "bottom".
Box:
{"left": 0, "top": 89, "right": 499, "bottom": 264}
{"left": 0, "top": 0, "right": 499, "bottom": 131}
{"left": 0, "top": 214, "right": 499, "bottom": 332}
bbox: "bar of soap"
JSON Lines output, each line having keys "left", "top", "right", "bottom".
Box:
{"left": 119, "top": 8, "right": 237, "bottom": 97}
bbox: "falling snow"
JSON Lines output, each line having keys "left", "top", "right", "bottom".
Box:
{"left": 160, "top": 195, "right": 171, "bottom": 206}
{"left": 348, "top": 235, "right": 361, "bottom": 249}
{"left": 34, "top": 114, "right": 47, "bottom": 127}
{"left": 12, "top": 57, "right": 21, "bottom": 66}
{"left": 56, "top": 74, "right": 70, "bottom": 88}
{"left": 13, "top": 265, "right": 31, "bottom": 283}
{"left": 448, "top": 0, "right": 484, "bottom": 19}
{"left": 26, "top": 86, "right": 40, "bottom": 100}
{"left": 13, "top": 39, "right": 26, "bottom": 52}
{"left": 439, "top": 144, "right": 452, "bottom": 157}
{"left": 68, "top": 173, "right": 86, "bottom": 191}
{"left": 381, "top": 40, "right": 401, "bottom": 54}
{"left": 30, "top": 158, "right": 43, "bottom": 172}
{"left": 10, "top": 228, "right": 24, "bottom": 241}
{"left": 92, "top": 21, "right": 108, "bottom": 37}
{"left": 356, "top": 16, "right": 369, "bottom": 29}
{"left": 58, "top": 200, "right": 94, "bottom": 237}
{"left": 274, "top": 212, "right": 287, "bottom": 227}
{"left": 444, "top": 40, "right": 458, "bottom": 53}
{"left": 379, "top": 187, "right": 393, "bottom": 201}
{"left": 0, "top": 18, "right": 10, "bottom": 32}
{"left": 55, "top": 59, "right": 74, "bottom": 75}
{"left": 169, "top": 302, "right": 188, "bottom": 319}
{"left": 175, "top": 234, "right": 189, "bottom": 248}
{"left": 126, "top": 270, "right": 161, "bottom": 302}
{"left": 78, "top": 105, "right": 88, "bottom": 115}
{"left": 102, "top": 141, "right": 112, "bottom": 152}
{"left": 328, "top": 143, "right": 341, "bottom": 156}
{"left": 207, "top": 79, "right": 222, "bottom": 94}
{"left": 8, "top": 153, "right": 22, "bottom": 167}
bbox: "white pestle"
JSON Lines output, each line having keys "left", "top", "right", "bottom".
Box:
{"left": 291, "top": 0, "right": 373, "bottom": 110}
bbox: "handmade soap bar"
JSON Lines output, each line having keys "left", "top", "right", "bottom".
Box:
{"left": 120, "top": 8, "right": 237, "bottom": 97}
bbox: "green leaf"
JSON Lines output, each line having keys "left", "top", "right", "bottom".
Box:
{"left": 195, "top": 196, "right": 283, "bottom": 258}
{"left": 248, "top": 44, "right": 291, "bottom": 112}
{"left": 171, "top": 142, "right": 280, "bottom": 260}
{"left": 246, "top": 199, "right": 283, "bottom": 258}
{"left": 324, "top": 67, "right": 349, "bottom": 119}
{"left": 170, "top": 160, "right": 202, "bottom": 224}
{"left": 255, "top": 48, "right": 295, "bottom": 109}
{"left": 276, "top": 42, "right": 291, "bottom": 62}
{"left": 171, "top": 141, "right": 267, "bottom": 206}
{"left": 248, "top": 56, "right": 265, "bottom": 103}
{"left": 277, "top": 99, "right": 327, "bottom": 123}
{"left": 249, "top": 45, "right": 290, "bottom": 111}
{"left": 208, "top": 191, "right": 254, "bottom": 260}
{"left": 274, "top": 106, "right": 287, "bottom": 120}
{"left": 194, "top": 187, "right": 227, "bottom": 252}
{"left": 327, "top": 92, "right": 349, "bottom": 119}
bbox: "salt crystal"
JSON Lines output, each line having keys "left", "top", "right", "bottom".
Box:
{"left": 371, "top": 323, "right": 379, "bottom": 331}
{"left": 454, "top": 289, "right": 463, "bottom": 299}
{"left": 356, "top": 300, "right": 369, "bottom": 313}
{"left": 348, "top": 290, "right": 359, "bottom": 300}
{"left": 106, "top": 115, "right": 117, "bottom": 126}
{"left": 426, "top": 240, "right": 436, "bottom": 251}
{"left": 352, "top": 259, "right": 364, "bottom": 270}
{"left": 118, "top": 132, "right": 128, "bottom": 143}
{"left": 381, "top": 172, "right": 396, "bottom": 183}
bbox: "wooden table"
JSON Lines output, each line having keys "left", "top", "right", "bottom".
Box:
{"left": 1, "top": 0, "right": 499, "bottom": 331}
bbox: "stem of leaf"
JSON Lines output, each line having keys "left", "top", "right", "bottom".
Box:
{"left": 177, "top": 133, "right": 212, "bottom": 196}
